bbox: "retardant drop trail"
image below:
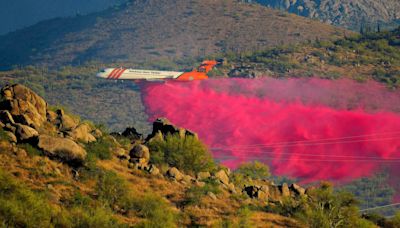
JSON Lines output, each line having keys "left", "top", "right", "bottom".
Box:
{"left": 140, "top": 78, "right": 400, "bottom": 182}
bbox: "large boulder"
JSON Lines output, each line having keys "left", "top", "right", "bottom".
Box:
{"left": 37, "top": 135, "right": 87, "bottom": 164}
{"left": 166, "top": 167, "right": 183, "bottom": 181}
{"left": 146, "top": 118, "right": 198, "bottom": 141}
{"left": 67, "top": 123, "right": 96, "bottom": 143}
{"left": 197, "top": 171, "right": 211, "bottom": 180}
{"left": 1, "top": 84, "right": 47, "bottom": 129}
{"left": 14, "top": 124, "right": 39, "bottom": 141}
{"left": 214, "top": 170, "right": 230, "bottom": 185}
{"left": 129, "top": 144, "right": 150, "bottom": 165}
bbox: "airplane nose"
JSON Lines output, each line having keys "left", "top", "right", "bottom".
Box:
{"left": 96, "top": 72, "right": 106, "bottom": 78}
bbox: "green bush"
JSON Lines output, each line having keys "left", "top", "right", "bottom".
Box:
{"left": 231, "top": 161, "right": 270, "bottom": 187}
{"left": 148, "top": 134, "right": 215, "bottom": 174}
{"left": 85, "top": 136, "right": 115, "bottom": 160}
{"left": 0, "top": 168, "right": 55, "bottom": 227}
{"left": 69, "top": 206, "right": 125, "bottom": 228}
{"left": 96, "top": 170, "right": 130, "bottom": 209}
{"left": 296, "top": 182, "right": 374, "bottom": 228}
{"left": 129, "top": 194, "right": 177, "bottom": 228}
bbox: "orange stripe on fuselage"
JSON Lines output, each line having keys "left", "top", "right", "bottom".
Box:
{"left": 111, "top": 68, "right": 123, "bottom": 79}
{"left": 107, "top": 68, "right": 119, "bottom": 79}
{"left": 115, "top": 68, "right": 126, "bottom": 79}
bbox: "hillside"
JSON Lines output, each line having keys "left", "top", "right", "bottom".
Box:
{"left": 253, "top": 0, "right": 400, "bottom": 31}
{"left": 1, "top": 83, "right": 396, "bottom": 227}
{"left": 0, "top": 0, "right": 123, "bottom": 35}
{"left": 0, "top": 0, "right": 349, "bottom": 69}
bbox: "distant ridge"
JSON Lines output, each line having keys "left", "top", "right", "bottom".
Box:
{"left": 253, "top": 0, "right": 400, "bottom": 31}
{"left": 0, "top": 0, "right": 349, "bottom": 69}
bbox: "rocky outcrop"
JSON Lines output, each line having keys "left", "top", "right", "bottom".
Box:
{"left": 37, "top": 135, "right": 87, "bottom": 165}
{"left": 1, "top": 84, "right": 47, "bottom": 129}
{"left": 254, "top": 0, "right": 400, "bottom": 30}
{"left": 242, "top": 181, "right": 308, "bottom": 203}
{"left": 146, "top": 118, "right": 198, "bottom": 141}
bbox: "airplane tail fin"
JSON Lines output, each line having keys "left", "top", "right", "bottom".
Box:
{"left": 197, "top": 59, "right": 222, "bottom": 73}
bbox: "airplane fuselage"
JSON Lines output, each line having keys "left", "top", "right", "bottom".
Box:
{"left": 96, "top": 60, "right": 219, "bottom": 81}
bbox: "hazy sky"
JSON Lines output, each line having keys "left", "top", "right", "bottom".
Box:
{"left": 0, "top": 0, "right": 125, "bottom": 35}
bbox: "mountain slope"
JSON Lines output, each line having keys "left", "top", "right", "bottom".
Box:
{"left": 0, "top": 0, "right": 123, "bottom": 35}
{"left": 0, "top": 0, "right": 349, "bottom": 69}
{"left": 254, "top": 0, "right": 400, "bottom": 31}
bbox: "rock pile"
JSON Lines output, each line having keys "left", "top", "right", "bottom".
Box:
{"left": 146, "top": 118, "right": 198, "bottom": 141}
{"left": 242, "top": 181, "right": 307, "bottom": 203}
{"left": 0, "top": 84, "right": 101, "bottom": 165}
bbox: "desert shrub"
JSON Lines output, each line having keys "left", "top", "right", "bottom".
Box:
{"left": 184, "top": 178, "right": 221, "bottom": 205}
{"left": 129, "top": 194, "right": 177, "bottom": 228}
{"left": 69, "top": 206, "right": 125, "bottom": 228}
{"left": 96, "top": 170, "right": 130, "bottom": 209}
{"left": 266, "top": 196, "right": 307, "bottom": 216}
{"left": 231, "top": 161, "right": 270, "bottom": 186}
{"left": 85, "top": 136, "right": 115, "bottom": 160}
{"left": 296, "top": 182, "right": 374, "bottom": 228}
{"left": 148, "top": 134, "right": 215, "bottom": 173}
{"left": 217, "top": 206, "right": 253, "bottom": 228}
{"left": 235, "top": 161, "right": 270, "bottom": 179}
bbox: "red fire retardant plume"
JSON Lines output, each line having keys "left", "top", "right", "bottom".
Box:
{"left": 140, "top": 78, "right": 400, "bottom": 182}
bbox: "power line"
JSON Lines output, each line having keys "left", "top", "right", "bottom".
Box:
{"left": 360, "top": 203, "right": 400, "bottom": 212}
{"left": 212, "top": 155, "right": 400, "bottom": 162}
{"left": 211, "top": 150, "right": 400, "bottom": 160}
{"left": 212, "top": 136, "right": 400, "bottom": 150}
{"left": 211, "top": 131, "right": 400, "bottom": 150}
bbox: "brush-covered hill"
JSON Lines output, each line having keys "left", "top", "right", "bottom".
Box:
{"left": 0, "top": 0, "right": 350, "bottom": 69}
{"left": 1, "top": 83, "right": 394, "bottom": 227}
{"left": 217, "top": 27, "right": 400, "bottom": 88}
{"left": 252, "top": 0, "right": 400, "bottom": 31}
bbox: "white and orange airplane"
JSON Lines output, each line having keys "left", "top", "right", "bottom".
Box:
{"left": 96, "top": 60, "right": 220, "bottom": 81}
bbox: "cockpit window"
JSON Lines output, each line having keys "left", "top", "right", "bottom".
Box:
{"left": 100, "top": 69, "right": 106, "bottom": 73}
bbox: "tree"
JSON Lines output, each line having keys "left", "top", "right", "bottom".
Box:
{"left": 148, "top": 134, "right": 215, "bottom": 174}
{"left": 234, "top": 161, "right": 270, "bottom": 179}
{"left": 297, "top": 182, "right": 375, "bottom": 228}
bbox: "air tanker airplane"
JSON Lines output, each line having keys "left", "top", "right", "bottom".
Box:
{"left": 96, "top": 60, "right": 220, "bottom": 81}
